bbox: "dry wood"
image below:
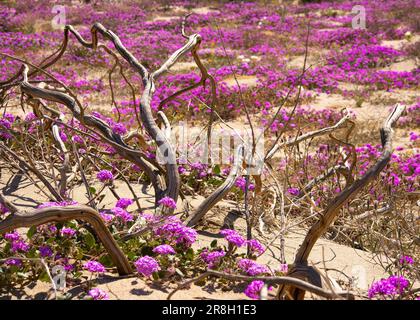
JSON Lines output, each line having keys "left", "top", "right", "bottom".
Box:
{"left": 281, "top": 104, "right": 405, "bottom": 300}
{"left": 0, "top": 203, "right": 132, "bottom": 275}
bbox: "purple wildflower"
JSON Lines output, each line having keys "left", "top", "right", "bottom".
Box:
{"left": 238, "top": 259, "right": 270, "bottom": 276}
{"left": 83, "top": 260, "right": 106, "bottom": 273}
{"left": 154, "top": 220, "right": 197, "bottom": 247}
{"left": 39, "top": 245, "right": 53, "bottom": 258}
{"left": 153, "top": 244, "right": 176, "bottom": 255}
{"left": 88, "top": 288, "right": 109, "bottom": 300}
{"left": 200, "top": 249, "right": 226, "bottom": 269}
{"left": 0, "top": 203, "right": 9, "bottom": 215}
{"left": 111, "top": 207, "right": 133, "bottom": 223}
{"left": 158, "top": 196, "right": 177, "bottom": 209}
{"left": 96, "top": 170, "right": 114, "bottom": 183}
{"left": 37, "top": 200, "right": 78, "bottom": 209}
{"left": 4, "top": 231, "right": 20, "bottom": 241}
{"left": 100, "top": 211, "right": 114, "bottom": 223}
{"left": 4, "top": 258, "right": 22, "bottom": 267}
{"left": 235, "top": 177, "right": 255, "bottom": 192}
{"left": 220, "top": 229, "right": 246, "bottom": 247}
{"left": 60, "top": 227, "right": 77, "bottom": 238}
{"left": 399, "top": 255, "right": 414, "bottom": 265}
{"left": 368, "top": 275, "right": 410, "bottom": 299}
{"left": 287, "top": 187, "right": 300, "bottom": 196}
{"left": 134, "top": 256, "right": 160, "bottom": 277}
{"left": 247, "top": 239, "right": 265, "bottom": 255}
{"left": 279, "top": 263, "right": 288, "bottom": 274}
{"left": 244, "top": 280, "right": 272, "bottom": 300}
{"left": 115, "top": 198, "right": 134, "bottom": 209}
{"left": 11, "top": 240, "right": 30, "bottom": 253}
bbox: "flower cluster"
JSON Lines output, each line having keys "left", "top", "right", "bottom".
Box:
{"left": 115, "top": 198, "right": 134, "bottom": 209}
{"left": 83, "top": 261, "right": 106, "bottom": 273}
{"left": 60, "top": 227, "right": 77, "bottom": 238}
{"left": 111, "top": 207, "right": 133, "bottom": 223}
{"left": 4, "top": 231, "right": 30, "bottom": 253}
{"left": 38, "top": 201, "right": 78, "bottom": 209}
{"left": 157, "top": 196, "right": 177, "bottom": 209}
{"left": 153, "top": 244, "right": 176, "bottom": 255}
{"left": 220, "top": 229, "right": 246, "bottom": 247}
{"left": 368, "top": 275, "right": 410, "bottom": 299}
{"left": 244, "top": 280, "right": 272, "bottom": 300}
{"left": 135, "top": 256, "right": 160, "bottom": 277}
{"left": 237, "top": 259, "right": 270, "bottom": 276}
{"left": 154, "top": 217, "right": 197, "bottom": 247}
{"left": 200, "top": 249, "right": 226, "bottom": 269}
{"left": 88, "top": 288, "right": 109, "bottom": 300}
{"left": 96, "top": 170, "right": 114, "bottom": 183}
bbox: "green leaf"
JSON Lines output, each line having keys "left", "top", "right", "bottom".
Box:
{"left": 27, "top": 226, "right": 37, "bottom": 239}
{"left": 38, "top": 270, "right": 50, "bottom": 283}
{"left": 210, "top": 240, "right": 218, "bottom": 248}
{"left": 84, "top": 232, "right": 96, "bottom": 249}
{"left": 99, "top": 255, "right": 113, "bottom": 267}
{"left": 89, "top": 186, "right": 96, "bottom": 195}
{"left": 185, "top": 247, "right": 195, "bottom": 261}
{"left": 126, "top": 251, "right": 136, "bottom": 260}
{"left": 213, "top": 165, "right": 221, "bottom": 175}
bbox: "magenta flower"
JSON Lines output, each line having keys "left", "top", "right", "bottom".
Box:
{"left": 115, "top": 198, "right": 134, "bottom": 209}
{"left": 83, "top": 260, "right": 106, "bottom": 273}
{"left": 4, "top": 231, "right": 20, "bottom": 241}
{"left": 158, "top": 196, "right": 177, "bottom": 209}
{"left": 153, "top": 244, "right": 176, "bottom": 255}
{"left": 96, "top": 170, "right": 114, "bottom": 183}
{"left": 100, "top": 211, "right": 114, "bottom": 223}
{"left": 235, "top": 177, "right": 255, "bottom": 192}
{"left": 38, "top": 200, "right": 78, "bottom": 209}
{"left": 39, "top": 245, "right": 53, "bottom": 258}
{"left": 135, "top": 256, "right": 160, "bottom": 277}
{"left": 244, "top": 280, "right": 272, "bottom": 300}
{"left": 279, "top": 263, "right": 288, "bottom": 274}
{"left": 88, "top": 288, "right": 109, "bottom": 300}
{"left": 0, "top": 203, "right": 9, "bottom": 214}
{"left": 200, "top": 249, "right": 226, "bottom": 269}
{"left": 220, "top": 229, "right": 246, "bottom": 247}
{"left": 111, "top": 207, "right": 133, "bottom": 223}
{"left": 4, "top": 258, "right": 22, "bottom": 267}
{"left": 60, "top": 227, "right": 77, "bottom": 238}
{"left": 154, "top": 221, "right": 197, "bottom": 247}
{"left": 238, "top": 259, "right": 270, "bottom": 276}
{"left": 399, "top": 255, "right": 414, "bottom": 265}
{"left": 368, "top": 275, "right": 410, "bottom": 299}
{"left": 247, "top": 239, "right": 265, "bottom": 255}
{"left": 287, "top": 187, "right": 300, "bottom": 196}
{"left": 11, "top": 240, "right": 30, "bottom": 253}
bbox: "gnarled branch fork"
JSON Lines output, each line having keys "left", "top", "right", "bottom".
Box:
{"left": 2, "top": 16, "right": 215, "bottom": 210}
{"left": 280, "top": 104, "right": 405, "bottom": 300}
{"left": 186, "top": 145, "right": 244, "bottom": 227}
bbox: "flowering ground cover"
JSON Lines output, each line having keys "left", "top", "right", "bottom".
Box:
{"left": 0, "top": 0, "right": 419, "bottom": 300}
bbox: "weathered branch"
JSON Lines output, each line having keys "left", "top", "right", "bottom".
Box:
{"left": 265, "top": 112, "right": 351, "bottom": 161}
{"left": 0, "top": 203, "right": 132, "bottom": 275}
{"left": 284, "top": 104, "right": 405, "bottom": 300}
{"left": 186, "top": 145, "right": 244, "bottom": 227}
{"left": 167, "top": 269, "right": 348, "bottom": 300}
